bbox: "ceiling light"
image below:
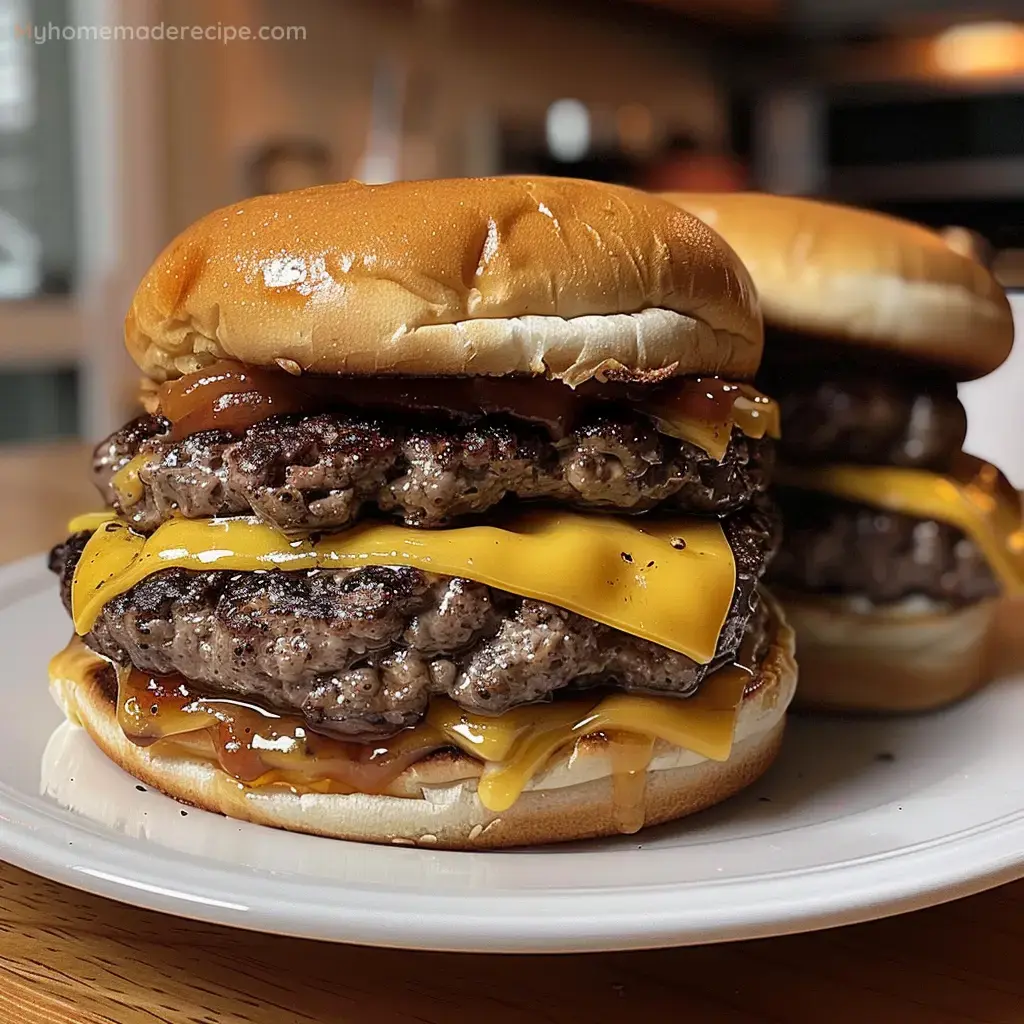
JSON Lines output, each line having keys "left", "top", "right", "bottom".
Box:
{"left": 546, "top": 99, "right": 590, "bottom": 162}
{"left": 933, "top": 21, "right": 1024, "bottom": 77}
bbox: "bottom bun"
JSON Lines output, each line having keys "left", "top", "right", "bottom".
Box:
{"left": 50, "top": 596, "right": 796, "bottom": 850}
{"left": 780, "top": 592, "right": 998, "bottom": 713}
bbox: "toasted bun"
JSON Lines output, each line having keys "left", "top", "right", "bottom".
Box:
{"left": 660, "top": 192, "right": 1013, "bottom": 380}
{"left": 49, "top": 597, "right": 796, "bottom": 850}
{"left": 126, "top": 177, "right": 763, "bottom": 386}
{"left": 779, "top": 591, "right": 998, "bottom": 712}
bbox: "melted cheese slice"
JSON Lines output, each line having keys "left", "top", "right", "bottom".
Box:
{"left": 452, "top": 667, "right": 750, "bottom": 812}
{"left": 68, "top": 511, "right": 119, "bottom": 534}
{"left": 778, "top": 456, "right": 1024, "bottom": 593}
{"left": 50, "top": 638, "right": 750, "bottom": 815}
{"left": 70, "top": 510, "right": 736, "bottom": 663}
{"left": 648, "top": 385, "right": 781, "bottom": 462}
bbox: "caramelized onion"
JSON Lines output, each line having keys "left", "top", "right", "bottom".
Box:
{"left": 117, "top": 666, "right": 444, "bottom": 793}
{"left": 154, "top": 360, "right": 780, "bottom": 457}
{"left": 666, "top": 377, "right": 741, "bottom": 423}
{"left": 104, "top": 654, "right": 757, "bottom": 809}
{"left": 159, "top": 363, "right": 309, "bottom": 440}
{"left": 157, "top": 361, "right": 587, "bottom": 439}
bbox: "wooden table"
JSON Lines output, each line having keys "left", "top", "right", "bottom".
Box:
{"left": 3, "top": 441, "right": 1024, "bottom": 1024}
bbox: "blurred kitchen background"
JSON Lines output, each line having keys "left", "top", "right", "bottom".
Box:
{"left": 4, "top": 0, "right": 1024, "bottom": 477}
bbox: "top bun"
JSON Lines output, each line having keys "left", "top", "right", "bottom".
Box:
{"left": 661, "top": 192, "right": 1013, "bottom": 380}
{"left": 126, "top": 177, "right": 762, "bottom": 386}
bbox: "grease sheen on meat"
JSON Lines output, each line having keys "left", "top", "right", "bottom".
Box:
{"left": 93, "top": 408, "right": 773, "bottom": 534}
{"left": 50, "top": 499, "right": 779, "bottom": 740}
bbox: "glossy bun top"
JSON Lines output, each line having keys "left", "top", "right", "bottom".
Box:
{"left": 662, "top": 191, "right": 1013, "bottom": 380}
{"left": 127, "top": 176, "right": 763, "bottom": 385}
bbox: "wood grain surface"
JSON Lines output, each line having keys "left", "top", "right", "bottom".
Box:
{"left": 2, "top": 441, "right": 1024, "bottom": 1024}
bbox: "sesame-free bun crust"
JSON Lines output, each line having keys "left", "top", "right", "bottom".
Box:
{"left": 49, "top": 598, "right": 796, "bottom": 850}
{"left": 779, "top": 591, "right": 999, "bottom": 712}
{"left": 661, "top": 192, "right": 1013, "bottom": 380}
{"left": 127, "top": 177, "right": 763, "bottom": 386}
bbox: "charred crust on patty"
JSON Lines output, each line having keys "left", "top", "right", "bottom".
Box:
{"left": 92, "top": 408, "right": 774, "bottom": 534}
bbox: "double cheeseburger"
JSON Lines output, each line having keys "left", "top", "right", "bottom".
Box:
{"left": 48, "top": 177, "right": 795, "bottom": 849}
{"left": 665, "top": 192, "right": 1022, "bottom": 712}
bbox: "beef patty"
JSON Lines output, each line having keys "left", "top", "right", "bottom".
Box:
{"left": 93, "top": 409, "right": 773, "bottom": 535}
{"left": 768, "top": 487, "right": 998, "bottom": 607}
{"left": 50, "top": 499, "right": 779, "bottom": 740}
{"left": 759, "top": 344, "right": 966, "bottom": 471}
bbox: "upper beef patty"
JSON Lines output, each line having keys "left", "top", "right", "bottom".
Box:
{"left": 93, "top": 408, "right": 773, "bottom": 535}
{"left": 763, "top": 370, "right": 966, "bottom": 471}
{"left": 768, "top": 488, "right": 998, "bottom": 607}
{"left": 758, "top": 332, "right": 966, "bottom": 471}
{"left": 50, "top": 499, "right": 779, "bottom": 740}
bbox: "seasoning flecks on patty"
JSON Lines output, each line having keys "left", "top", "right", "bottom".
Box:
{"left": 50, "top": 498, "right": 779, "bottom": 740}
{"left": 768, "top": 487, "right": 999, "bottom": 607}
{"left": 93, "top": 408, "right": 773, "bottom": 535}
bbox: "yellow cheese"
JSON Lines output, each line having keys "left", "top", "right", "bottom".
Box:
{"left": 67, "top": 511, "right": 119, "bottom": 534}
{"left": 462, "top": 665, "right": 750, "bottom": 812}
{"left": 70, "top": 510, "right": 736, "bottom": 663}
{"left": 648, "top": 384, "right": 781, "bottom": 462}
{"left": 778, "top": 456, "right": 1024, "bottom": 593}
{"left": 110, "top": 455, "right": 148, "bottom": 506}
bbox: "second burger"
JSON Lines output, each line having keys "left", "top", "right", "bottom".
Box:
{"left": 664, "top": 191, "right": 1022, "bottom": 712}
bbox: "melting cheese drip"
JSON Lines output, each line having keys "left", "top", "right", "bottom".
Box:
{"left": 649, "top": 382, "right": 780, "bottom": 462}
{"left": 49, "top": 640, "right": 750, "bottom": 815}
{"left": 110, "top": 455, "right": 147, "bottom": 506}
{"left": 778, "top": 455, "right": 1024, "bottom": 593}
{"left": 69, "top": 509, "right": 736, "bottom": 663}
{"left": 468, "top": 672, "right": 749, "bottom": 812}
{"left": 609, "top": 734, "right": 657, "bottom": 834}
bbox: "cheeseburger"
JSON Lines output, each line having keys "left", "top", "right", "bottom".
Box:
{"left": 664, "top": 191, "right": 1021, "bottom": 712}
{"left": 48, "top": 177, "right": 794, "bottom": 849}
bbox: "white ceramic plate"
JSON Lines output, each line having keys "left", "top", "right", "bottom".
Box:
{"left": 4, "top": 556, "right": 1024, "bottom": 952}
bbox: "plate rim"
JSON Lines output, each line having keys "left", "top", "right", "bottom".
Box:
{"left": 3, "top": 555, "right": 1024, "bottom": 953}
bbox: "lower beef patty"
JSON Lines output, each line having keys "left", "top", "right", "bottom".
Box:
{"left": 768, "top": 488, "right": 998, "bottom": 607}
{"left": 94, "top": 409, "right": 773, "bottom": 535}
{"left": 50, "top": 499, "right": 779, "bottom": 741}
